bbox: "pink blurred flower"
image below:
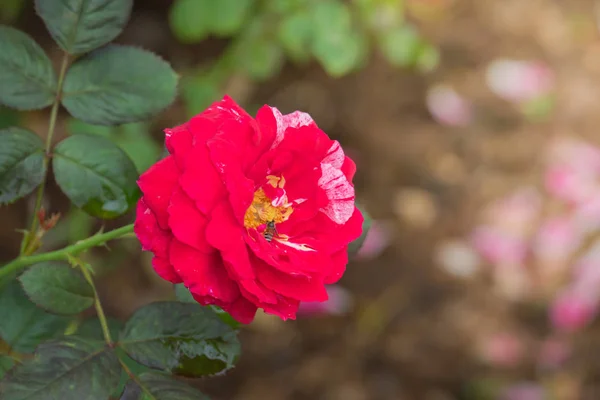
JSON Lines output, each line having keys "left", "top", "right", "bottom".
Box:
{"left": 479, "top": 332, "right": 525, "bottom": 367}
{"left": 537, "top": 337, "right": 571, "bottom": 369}
{"left": 356, "top": 220, "right": 392, "bottom": 260}
{"left": 500, "top": 382, "right": 545, "bottom": 400}
{"left": 573, "top": 192, "right": 600, "bottom": 233}
{"left": 486, "top": 59, "right": 554, "bottom": 103}
{"left": 484, "top": 187, "right": 542, "bottom": 234}
{"left": 471, "top": 226, "right": 528, "bottom": 265}
{"left": 544, "top": 163, "right": 597, "bottom": 205}
{"left": 533, "top": 216, "right": 581, "bottom": 265}
{"left": 297, "top": 285, "right": 354, "bottom": 317}
{"left": 549, "top": 289, "right": 598, "bottom": 333}
{"left": 546, "top": 137, "right": 600, "bottom": 173}
{"left": 425, "top": 84, "right": 473, "bottom": 126}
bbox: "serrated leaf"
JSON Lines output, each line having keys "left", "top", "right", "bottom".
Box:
{"left": 120, "top": 372, "right": 209, "bottom": 400}
{"left": 0, "top": 127, "right": 45, "bottom": 204}
{"left": 347, "top": 204, "right": 372, "bottom": 256}
{"left": 0, "top": 25, "right": 57, "bottom": 110}
{"left": 61, "top": 45, "right": 178, "bottom": 126}
{"left": 0, "top": 355, "right": 14, "bottom": 380}
{"left": 0, "top": 336, "right": 121, "bottom": 400}
{"left": 0, "top": 280, "right": 69, "bottom": 353}
{"left": 175, "top": 284, "right": 240, "bottom": 329}
{"left": 119, "top": 301, "right": 240, "bottom": 377}
{"left": 112, "top": 349, "right": 152, "bottom": 399}
{"left": 52, "top": 134, "right": 140, "bottom": 219}
{"left": 35, "top": 0, "right": 133, "bottom": 55}
{"left": 18, "top": 262, "right": 94, "bottom": 315}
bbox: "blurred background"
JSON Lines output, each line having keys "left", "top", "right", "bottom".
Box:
{"left": 3, "top": 0, "right": 600, "bottom": 398}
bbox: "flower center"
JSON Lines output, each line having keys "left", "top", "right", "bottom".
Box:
{"left": 243, "top": 175, "right": 293, "bottom": 230}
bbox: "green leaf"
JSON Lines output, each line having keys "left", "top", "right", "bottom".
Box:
{"left": 169, "top": 0, "right": 253, "bottom": 43}
{"left": 35, "top": 0, "right": 133, "bottom": 55}
{"left": 52, "top": 134, "right": 140, "bottom": 219}
{"left": 0, "top": 336, "right": 121, "bottom": 400}
{"left": 67, "top": 119, "right": 161, "bottom": 173}
{"left": 169, "top": 0, "right": 210, "bottom": 43}
{"left": 76, "top": 317, "right": 123, "bottom": 342}
{"left": 347, "top": 204, "right": 372, "bottom": 256}
{"left": 181, "top": 75, "right": 221, "bottom": 117}
{"left": 378, "top": 25, "right": 421, "bottom": 67}
{"left": 175, "top": 284, "right": 240, "bottom": 329}
{"left": 0, "top": 355, "right": 14, "bottom": 380}
{"left": 119, "top": 301, "right": 240, "bottom": 377}
{"left": 18, "top": 262, "right": 94, "bottom": 315}
{"left": 0, "top": 25, "right": 57, "bottom": 110}
{"left": 278, "top": 11, "right": 313, "bottom": 62}
{"left": 0, "top": 280, "right": 69, "bottom": 353}
{"left": 0, "top": 127, "right": 45, "bottom": 204}
{"left": 112, "top": 349, "right": 152, "bottom": 399}
{"left": 240, "top": 39, "right": 283, "bottom": 81}
{"left": 310, "top": 2, "right": 364, "bottom": 77}
{"left": 61, "top": 45, "right": 178, "bottom": 125}
{"left": 207, "top": 0, "right": 254, "bottom": 36}
{"left": 120, "top": 372, "right": 209, "bottom": 400}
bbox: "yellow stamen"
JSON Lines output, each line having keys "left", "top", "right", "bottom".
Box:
{"left": 243, "top": 187, "right": 293, "bottom": 229}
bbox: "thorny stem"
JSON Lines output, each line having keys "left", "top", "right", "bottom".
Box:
{"left": 22, "top": 52, "right": 70, "bottom": 255}
{"left": 78, "top": 262, "right": 113, "bottom": 345}
{"left": 0, "top": 223, "right": 135, "bottom": 282}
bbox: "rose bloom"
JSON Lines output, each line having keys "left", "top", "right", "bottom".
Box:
{"left": 134, "top": 96, "right": 363, "bottom": 323}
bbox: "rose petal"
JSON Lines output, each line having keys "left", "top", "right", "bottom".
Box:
{"left": 168, "top": 187, "right": 212, "bottom": 253}
{"left": 256, "top": 262, "right": 328, "bottom": 302}
{"left": 138, "top": 156, "right": 179, "bottom": 229}
{"left": 134, "top": 199, "right": 171, "bottom": 259}
{"left": 205, "top": 202, "right": 255, "bottom": 279}
{"left": 151, "top": 256, "right": 181, "bottom": 284}
{"left": 170, "top": 239, "right": 239, "bottom": 303}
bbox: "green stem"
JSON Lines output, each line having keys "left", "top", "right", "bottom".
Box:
{"left": 1, "top": 223, "right": 134, "bottom": 281}
{"left": 78, "top": 263, "right": 112, "bottom": 345}
{"left": 119, "top": 359, "right": 157, "bottom": 400}
{"left": 22, "top": 52, "right": 71, "bottom": 255}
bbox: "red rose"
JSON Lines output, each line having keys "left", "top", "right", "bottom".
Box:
{"left": 134, "top": 96, "right": 363, "bottom": 323}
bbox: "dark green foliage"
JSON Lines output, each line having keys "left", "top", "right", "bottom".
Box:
{"left": 0, "top": 336, "right": 121, "bottom": 400}
{"left": 18, "top": 262, "right": 94, "bottom": 315}
{"left": 119, "top": 302, "right": 240, "bottom": 377}
{"left": 347, "top": 204, "right": 372, "bottom": 256}
{"left": 35, "top": 0, "right": 133, "bottom": 55}
{"left": 61, "top": 45, "right": 179, "bottom": 126}
{"left": 0, "top": 128, "right": 45, "bottom": 204}
{"left": 0, "top": 25, "right": 57, "bottom": 110}
{"left": 120, "top": 372, "right": 209, "bottom": 400}
{"left": 52, "top": 134, "right": 140, "bottom": 219}
{"left": 0, "top": 280, "right": 69, "bottom": 354}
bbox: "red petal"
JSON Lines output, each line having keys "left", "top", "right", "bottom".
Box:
{"left": 168, "top": 187, "right": 212, "bottom": 253}
{"left": 341, "top": 156, "right": 357, "bottom": 182}
{"left": 256, "top": 262, "right": 328, "bottom": 302}
{"left": 170, "top": 239, "right": 239, "bottom": 303}
{"left": 260, "top": 295, "right": 300, "bottom": 321}
{"left": 164, "top": 124, "right": 193, "bottom": 169}
{"left": 134, "top": 199, "right": 171, "bottom": 259}
{"left": 138, "top": 156, "right": 179, "bottom": 229}
{"left": 324, "top": 250, "right": 348, "bottom": 284}
{"left": 205, "top": 202, "right": 255, "bottom": 279}
{"left": 179, "top": 141, "right": 227, "bottom": 216}
{"left": 151, "top": 256, "right": 182, "bottom": 284}
{"left": 192, "top": 292, "right": 258, "bottom": 324}
{"left": 238, "top": 279, "right": 278, "bottom": 304}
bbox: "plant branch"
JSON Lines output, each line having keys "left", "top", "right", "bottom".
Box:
{"left": 1, "top": 223, "right": 135, "bottom": 282}
{"left": 119, "top": 359, "right": 157, "bottom": 400}
{"left": 78, "top": 261, "right": 113, "bottom": 345}
{"left": 22, "top": 52, "right": 71, "bottom": 255}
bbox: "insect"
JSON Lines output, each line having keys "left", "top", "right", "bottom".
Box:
{"left": 263, "top": 220, "right": 277, "bottom": 242}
